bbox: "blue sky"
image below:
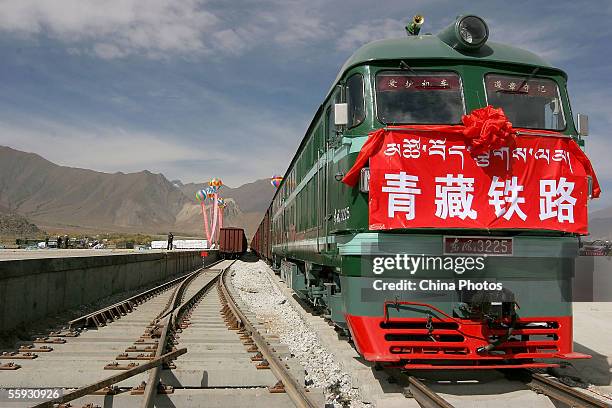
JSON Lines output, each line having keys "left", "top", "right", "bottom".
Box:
{"left": 0, "top": 0, "right": 610, "bottom": 209}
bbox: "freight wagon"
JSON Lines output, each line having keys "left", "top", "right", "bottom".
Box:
{"left": 219, "top": 227, "right": 247, "bottom": 258}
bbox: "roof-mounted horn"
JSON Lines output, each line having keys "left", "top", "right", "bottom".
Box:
{"left": 405, "top": 15, "right": 425, "bottom": 36}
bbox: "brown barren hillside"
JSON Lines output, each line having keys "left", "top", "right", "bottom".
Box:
{"left": 0, "top": 146, "right": 274, "bottom": 238}
{"left": 0, "top": 210, "right": 42, "bottom": 237}
{"left": 0, "top": 146, "right": 188, "bottom": 232}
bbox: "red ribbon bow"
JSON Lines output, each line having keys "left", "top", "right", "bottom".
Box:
{"left": 461, "top": 105, "right": 515, "bottom": 155}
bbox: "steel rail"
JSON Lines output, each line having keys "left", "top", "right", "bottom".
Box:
{"left": 141, "top": 314, "right": 173, "bottom": 408}
{"left": 171, "top": 267, "right": 228, "bottom": 329}
{"left": 156, "top": 269, "right": 200, "bottom": 319}
{"left": 219, "top": 267, "right": 319, "bottom": 408}
{"left": 406, "top": 376, "right": 455, "bottom": 408}
{"left": 31, "top": 348, "right": 187, "bottom": 408}
{"left": 68, "top": 272, "right": 188, "bottom": 328}
{"left": 26, "top": 260, "right": 225, "bottom": 408}
{"left": 142, "top": 263, "right": 230, "bottom": 408}
{"left": 527, "top": 372, "right": 610, "bottom": 408}
{"left": 156, "top": 259, "right": 226, "bottom": 321}
{"left": 68, "top": 259, "right": 224, "bottom": 329}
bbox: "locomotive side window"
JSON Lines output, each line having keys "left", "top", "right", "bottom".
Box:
{"left": 375, "top": 71, "right": 464, "bottom": 124}
{"left": 346, "top": 74, "right": 365, "bottom": 128}
{"left": 484, "top": 74, "right": 566, "bottom": 130}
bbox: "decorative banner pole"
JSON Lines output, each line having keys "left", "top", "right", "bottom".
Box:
{"left": 195, "top": 189, "right": 211, "bottom": 242}
{"left": 202, "top": 201, "right": 211, "bottom": 241}
{"left": 194, "top": 179, "right": 225, "bottom": 249}
{"left": 208, "top": 178, "right": 224, "bottom": 246}
{"left": 209, "top": 193, "right": 219, "bottom": 243}
{"left": 217, "top": 198, "right": 225, "bottom": 231}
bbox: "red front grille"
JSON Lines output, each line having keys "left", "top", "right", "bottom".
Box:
{"left": 345, "top": 314, "right": 590, "bottom": 369}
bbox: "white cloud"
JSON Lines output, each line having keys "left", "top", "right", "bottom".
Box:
{"left": 212, "top": 29, "right": 247, "bottom": 56}
{"left": 0, "top": 0, "right": 336, "bottom": 59}
{"left": 93, "top": 43, "right": 127, "bottom": 59}
{"left": 0, "top": 107, "right": 305, "bottom": 186}
{"left": 572, "top": 89, "right": 612, "bottom": 152}
{"left": 0, "top": 118, "right": 225, "bottom": 172}
{"left": 272, "top": 12, "right": 330, "bottom": 47}
{"left": 0, "top": 0, "right": 216, "bottom": 58}
{"left": 336, "top": 18, "right": 404, "bottom": 51}
{"left": 567, "top": 87, "right": 612, "bottom": 210}
{"left": 486, "top": 16, "right": 583, "bottom": 63}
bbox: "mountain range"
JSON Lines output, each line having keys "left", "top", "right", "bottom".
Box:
{"left": 0, "top": 146, "right": 276, "bottom": 239}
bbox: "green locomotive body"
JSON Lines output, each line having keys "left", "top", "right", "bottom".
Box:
{"left": 252, "top": 15, "right": 593, "bottom": 368}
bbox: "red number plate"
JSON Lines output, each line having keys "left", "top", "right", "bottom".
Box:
{"left": 444, "top": 236, "right": 513, "bottom": 256}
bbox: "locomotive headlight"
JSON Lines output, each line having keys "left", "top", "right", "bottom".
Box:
{"left": 438, "top": 15, "right": 489, "bottom": 51}
{"left": 458, "top": 16, "right": 488, "bottom": 46}
{"left": 459, "top": 24, "right": 473, "bottom": 43}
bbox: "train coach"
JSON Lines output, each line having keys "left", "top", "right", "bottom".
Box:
{"left": 251, "top": 14, "right": 600, "bottom": 369}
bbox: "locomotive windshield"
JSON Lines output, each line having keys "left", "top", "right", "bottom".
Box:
{"left": 375, "top": 71, "right": 464, "bottom": 125}
{"left": 485, "top": 74, "right": 566, "bottom": 130}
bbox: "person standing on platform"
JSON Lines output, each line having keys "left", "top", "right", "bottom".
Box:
{"left": 167, "top": 232, "right": 174, "bottom": 250}
{"left": 57, "top": 236, "right": 62, "bottom": 249}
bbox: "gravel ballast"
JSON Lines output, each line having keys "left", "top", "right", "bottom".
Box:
{"left": 231, "top": 259, "right": 367, "bottom": 407}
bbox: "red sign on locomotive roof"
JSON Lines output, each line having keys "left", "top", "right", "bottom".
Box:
{"left": 377, "top": 74, "right": 461, "bottom": 92}
{"left": 485, "top": 74, "right": 556, "bottom": 96}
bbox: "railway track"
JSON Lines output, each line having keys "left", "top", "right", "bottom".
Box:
{"left": 525, "top": 370, "right": 611, "bottom": 408}
{"left": 400, "top": 369, "right": 611, "bottom": 408}
{"left": 392, "top": 370, "right": 612, "bottom": 408}
{"left": 0, "top": 259, "right": 322, "bottom": 407}
{"left": 5, "top": 253, "right": 607, "bottom": 408}
{"left": 404, "top": 375, "right": 455, "bottom": 408}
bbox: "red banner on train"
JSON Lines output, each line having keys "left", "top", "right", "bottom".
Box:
{"left": 366, "top": 130, "right": 594, "bottom": 234}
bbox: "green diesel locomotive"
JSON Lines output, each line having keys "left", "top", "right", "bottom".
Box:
{"left": 252, "top": 14, "right": 597, "bottom": 369}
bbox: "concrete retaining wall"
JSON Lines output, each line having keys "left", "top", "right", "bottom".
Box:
{"left": 0, "top": 250, "right": 219, "bottom": 333}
